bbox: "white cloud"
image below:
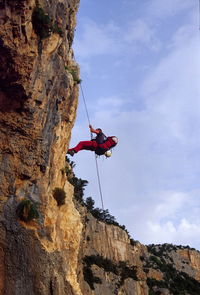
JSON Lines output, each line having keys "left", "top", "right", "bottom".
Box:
{"left": 79, "top": 61, "right": 91, "bottom": 75}
{"left": 74, "top": 19, "right": 121, "bottom": 58}
{"left": 96, "top": 96, "right": 125, "bottom": 108}
{"left": 148, "top": 0, "right": 195, "bottom": 18}
{"left": 124, "top": 19, "right": 161, "bottom": 51}
{"left": 82, "top": 28, "right": 199, "bottom": 246}
{"left": 145, "top": 217, "right": 200, "bottom": 248}
{"left": 153, "top": 192, "right": 187, "bottom": 219}
{"left": 141, "top": 28, "right": 200, "bottom": 145}
{"left": 169, "top": 24, "right": 198, "bottom": 49}
{"left": 72, "top": 0, "right": 200, "bottom": 249}
{"left": 74, "top": 17, "right": 162, "bottom": 59}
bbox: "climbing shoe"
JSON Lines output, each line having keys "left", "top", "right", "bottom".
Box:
{"left": 67, "top": 150, "right": 75, "bottom": 156}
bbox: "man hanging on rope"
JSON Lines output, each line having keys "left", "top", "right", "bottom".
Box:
{"left": 67, "top": 125, "right": 118, "bottom": 157}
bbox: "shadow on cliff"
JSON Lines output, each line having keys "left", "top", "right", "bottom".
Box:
{"left": 0, "top": 38, "right": 27, "bottom": 112}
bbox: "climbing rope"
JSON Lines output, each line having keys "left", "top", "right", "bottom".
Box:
{"left": 80, "top": 83, "right": 91, "bottom": 126}
{"left": 70, "top": 56, "right": 112, "bottom": 254}
{"left": 79, "top": 81, "right": 105, "bottom": 210}
{"left": 94, "top": 156, "right": 105, "bottom": 210}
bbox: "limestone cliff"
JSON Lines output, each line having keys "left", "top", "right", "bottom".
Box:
{"left": 0, "top": 0, "right": 81, "bottom": 294}
{"left": 0, "top": 1, "right": 200, "bottom": 295}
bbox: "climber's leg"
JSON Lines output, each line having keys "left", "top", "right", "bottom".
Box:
{"left": 68, "top": 140, "right": 98, "bottom": 153}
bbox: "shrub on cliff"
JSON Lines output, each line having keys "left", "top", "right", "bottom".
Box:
{"left": 65, "top": 66, "right": 82, "bottom": 84}
{"left": 16, "top": 198, "right": 39, "bottom": 222}
{"left": 53, "top": 187, "right": 66, "bottom": 206}
{"left": 84, "top": 255, "right": 118, "bottom": 274}
{"left": 65, "top": 157, "right": 88, "bottom": 204}
{"left": 83, "top": 265, "right": 102, "bottom": 290}
{"left": 146, "top": 259, "right": 200, "bottom": 295}
{"left": 83, "top": 255, "right": 138, "bottom": 291}
{"left": 65, "top": 160, "right": 130, "bottom": 236}
{"left": 32, "top": 6, "right": 51, "bottom": 39}
{"left": 62, "top": 157, "right": 76, "bottom": 179}
{"left": 65, "top": 157, "right": 76, "bottom": 171}
{"left": 32, "top": 5, "right": 63, "bottom": 40}
{"left": 83, "top": 255, "right": 116, "bottom": 290}
{"left": 85, "top": 197, "right": 130, "bottom": 236}
{"left": 85, "top": 197, "right": 95, "bottom": 211}
{"left": 69, "top": 177, "right": 88, "bottom": 204}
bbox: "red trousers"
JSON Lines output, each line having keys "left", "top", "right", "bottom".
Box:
{"left": 68, "top": 137, "right": 116, "bottom": 154}
{"left": 69, "top": 140, "right": 98, "bottom": 153}
{"left": 69, "top": 139, "right": 115, "bottom": 153}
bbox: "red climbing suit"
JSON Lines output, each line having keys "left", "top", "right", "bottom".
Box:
{"left": 68, "top": 136, "right": 117, "bottom": 155}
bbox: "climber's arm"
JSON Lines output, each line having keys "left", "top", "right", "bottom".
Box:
{"left": 89, "top": 125, "right": 101, "bottom": 134}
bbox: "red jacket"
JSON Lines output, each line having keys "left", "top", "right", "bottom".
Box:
{"left": 95, "top": 136, "right": 118, "bottom": 155}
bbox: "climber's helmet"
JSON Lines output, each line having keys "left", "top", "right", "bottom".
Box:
{"left": 104, "top": 150, "right": 112, "bottom": 158}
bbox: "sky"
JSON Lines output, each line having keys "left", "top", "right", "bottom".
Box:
{"left": 69, "top": 0, "right": 200, "bottom": 250}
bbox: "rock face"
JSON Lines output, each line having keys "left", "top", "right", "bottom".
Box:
{"left": 1, "top": 1, "right": 200, "bottom": 295}
{"left": 0, "top": 0, "right": 81, "bottom": 294}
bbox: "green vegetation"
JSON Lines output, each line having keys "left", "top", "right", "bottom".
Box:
{"left": 147, "top": 278, "right": 167, "bottom": 295}
{"left": 65, "top": 157, "right": 76, "bottom": 169}
{"left": 62, "top": 158, "right": 76, "bottom": 176}
{"left": 149, "top": 255, "right": 163, "bottom": 267}
{"left": 70, "top": 177, "right": 88, "bottom": 204}
{"left": 65, "top": 157, "right": 132, "bottom": 237}
{"left": 130, "top": 238, "right": 138, "bottom": 246}
{"left": 147, "top": 271, "right": 200, "bottom": 295}
{"left": 85, "top": 197, "right": 130, "bottom": 235}
{"left": 32, "top": 5, "right": 63, "bottom": 40}
{"left": 147, "top": 243, "right": 177, "bottom": 255}
{"left": 145, "top": 248, "right": 200, "bottom": 295}
{"left": 61, "top": 166, "right": 71, "bottom": 176}
{"left": 83, "top": 265, "right": 102, "bottom": 290}
{"left": 149, "top": 290, "right": 160, "bottom": 295}
{"left": 32, "top": 6, "right": 51, "bottom": 39}
{"left": 52, "top": 22, "right": 63, "bottom": 36}
{"left": 64, "top": 66, "right": 82, "bottom": 84}
{"left": 83, "top": 255, "right": 138, "bottom": 291}
{"left": 53, "top": 187, "right": 66, "bottom": 206}
{"left": 146, "top": 244, "right": 176, "bottom": 271}
{"left": 147, "top": 243, "right": 197, "bottom": 256}
{"left": 16, "top": 198, "right": 39, "bottom": 222}
{"left": 170, "top": 271, "right": 200, "bottom": 295}
{"left": 84, "top": 255, "right": 118, "bottom": 275}
{"left": 65, "top": 157, "right": 89, "bottom": 204}
{"left": 117, "top": 261, "right": 138, "bottom": 287}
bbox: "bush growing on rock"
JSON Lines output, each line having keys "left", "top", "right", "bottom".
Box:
{"left": 64, "top": 66, "right": 82, "bottom": 84}
{"left": 32, "top": 4, "right": 63, "bottom": 40}
{"left": 53, "top": 187, "right": 66, "bottom": 206}
{"left": 32, "top": 6, "right": 51, "bottom": 39}
{"left": 85, "top": 196, "right": 130, "bottom": 236}
{"left": 65, "top": 158, "right": 132, "bottom": 238}
{"left": 16, "top": 198, "right": 39, "bottom": 222}
{"left": 83, "top": 255, "right": 138, "bottom": 291}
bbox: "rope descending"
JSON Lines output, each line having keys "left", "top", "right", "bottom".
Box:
{"left": 79, "top": 82, "right": 105, "bottom": 210}
{"left": 80, "top": 83, "right": 91, "bottom": 126}
{"left": 94, "top": 155, "right": 105, "bottom": 210}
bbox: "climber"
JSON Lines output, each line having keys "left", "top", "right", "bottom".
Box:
{"left": 67, "top": 125, "right": 118, "bottom": 157}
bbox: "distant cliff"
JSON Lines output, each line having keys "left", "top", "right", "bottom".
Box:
{"left": 0, "top": 1, "right": 200, "bottom": 295}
